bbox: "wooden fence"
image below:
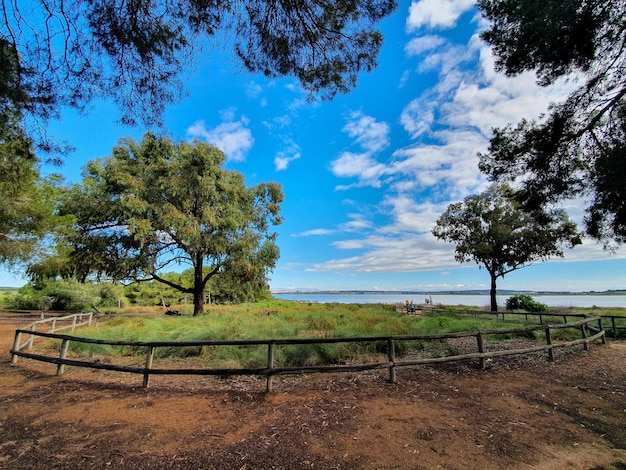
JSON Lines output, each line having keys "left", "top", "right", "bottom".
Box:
{"left": 429, "top": 307, "right": 626, "bottom": 338}
{"left": 12, "top": 312, "right": 93, "bottom": 351}
{"left": 10, "top": 315, "right": 605, "bottom": 393}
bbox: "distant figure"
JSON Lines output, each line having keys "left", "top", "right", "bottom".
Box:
{"left": 409, "top": 300, "right": 415, "bottom": 313}
{"left": 424, "top": 298, "right": 430, "bottom": 305}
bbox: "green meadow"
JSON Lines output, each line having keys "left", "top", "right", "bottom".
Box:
{"left": 49, "top": 299, "right": 620, "bottom": 369}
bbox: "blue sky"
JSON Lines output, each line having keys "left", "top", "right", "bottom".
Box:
{"left": 2, "top": 0, "right": 625, "bottom": 292}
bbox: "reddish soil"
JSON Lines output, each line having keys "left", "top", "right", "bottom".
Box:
{"left": 0, "top": 319, "right": 625, "bottom": 470}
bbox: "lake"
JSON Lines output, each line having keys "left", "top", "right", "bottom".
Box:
{"left": 273, "top": 293, "right": 626, "bottom": 308}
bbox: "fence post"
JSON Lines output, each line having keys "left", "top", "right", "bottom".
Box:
{"left": 580, "top": 324, "right": 589, "bottom": 351}
{"left": 51, "top": 318, "right": 57, "bottom": 334}
{"left": 477, "top": 332, "right": 486, "bottom": 370}
{"left": 57, "top": 339, "right": 70, "bottom": 376}
{"left": 266, "top": 342, "right": 275, "bottom": 393}
{"left": 72, "top": 315, "right": 77, "bottom": 332}
{"left": 594, "top": 318, "right": 605, "bottom": 345}
{"left": 143, "top": 346, "right": 154, "bottom": 388}
{"left": 545, "top": 327, "right": 554, "bottom": 361}
{"left": 387, "top": 338, "right": 397, "bottom": 384}
{"left": 27, "top": 324, "right": 36, "bottom": 350}
{"left": 610, "top": 317, "right": 617, "bottom": 338}
{"left": 11, "top": 331, "right": 21, "bottom": 364}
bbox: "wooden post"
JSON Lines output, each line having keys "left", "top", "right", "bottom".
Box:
{"left": 580, "top": 324, "right": 589, "bottom": 351}
{"left": 266, "top": 343, "right": 275, "bottom": 393}
{"left": 143, "top": 346, "right": 154, "bottom": 388}
{"left": 51, "top": 318, "right": 57, "bottom": 333}
{"left": 539, "top": 313, "right": 543, "bottom": 324}
{"left": 72, "top": 315, "right": 77, "bottom": 332}
{"left": 387, "top": 338, "right": 396, "bottom": 384}
{"left": 11, "top": 331, "right": 21, "bottom": 364}
{"left": 27, "top": 324, "right": 36, "bottom": 350}
{"left": 545, "top": 327, "right": 554, "bottom": 361}
{"left": 597, "top": 318, "right": 607, "bottom": 344}
{"left": 611, "top": 317, "right": 617, "bottom": 338}
{"left": 477, "top": 332, "right": 485, "bottom": 370}
{"left": 57, "top": 339, "right": 70, "bottom": 376}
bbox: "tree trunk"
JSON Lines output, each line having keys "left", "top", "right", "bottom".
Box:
{"left": 192, "top": 253, "right": 205, "bottom": 316}
{"left": 193, "top": 286, "right": 204, "bottom": 316}
{"left": 489, "top": 273, "right": 498, "bottom": 312}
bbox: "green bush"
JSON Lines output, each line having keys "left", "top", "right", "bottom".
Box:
{"left": 506, "top": 294, "right": 548, "bottom": 313}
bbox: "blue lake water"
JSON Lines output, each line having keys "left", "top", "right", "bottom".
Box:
{"left": 273, "top": 293, "right": 626, "bottom": 308}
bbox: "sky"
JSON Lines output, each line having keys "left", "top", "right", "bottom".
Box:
{"left": 2, "top": 0, "right": 625, "bottom": 292}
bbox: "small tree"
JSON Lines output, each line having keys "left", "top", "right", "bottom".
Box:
{"left": 505, "top": 294, "right": 547, "bottom": 313}
{"left": 60, "top": 133, "right": 283, "bottom": 315}
{"left": 432, "top": 184, "right": 580, "bottom": 312}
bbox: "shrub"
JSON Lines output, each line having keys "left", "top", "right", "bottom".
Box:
{"left": 506, "top": 294, "right": 548, "bottom": 313}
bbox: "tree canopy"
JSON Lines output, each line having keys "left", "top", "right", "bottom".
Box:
{"left": 432, "top": 184, "right": 580, "bottom": 312}
{"left": 59, "top": 133, "right": 283, "bottom": 315}
{"left": 0, "top": 142, "right": 65, "bottom": 267}
{"left": 0, "top": 38, "right": 68, "bottom": 267}
{"left": 477, "top": 0, "right": 626, "bottom": 245}
{"left": 1, "top": 0, "right": 397, "bottom": 128}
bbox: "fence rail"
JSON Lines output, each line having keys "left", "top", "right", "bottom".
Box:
{"left": 428, "top": 307, "right": 626, "bottom": 338}
{"left": 13, "top": 312, "right": 93, "bottom": 351}
{"left": 10, "top": 315, "right": 606, "bottom": 392}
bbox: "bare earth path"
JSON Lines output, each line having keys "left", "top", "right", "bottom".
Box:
{"left": 1, "top": 320, "right": 625, "bottom": 469}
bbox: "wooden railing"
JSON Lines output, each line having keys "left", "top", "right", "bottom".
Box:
{"left": 429, "top": 307, "right": 626, "bottom": 338}
{"left": 12, "top": 312, "right": 93, "bottom": 351}
{"left": 10, "top": 316, "right": 605, "bottom": 392}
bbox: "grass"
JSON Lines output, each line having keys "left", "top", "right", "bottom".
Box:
{"left": 53, "top": 300, "right": 550, "bottom": 368}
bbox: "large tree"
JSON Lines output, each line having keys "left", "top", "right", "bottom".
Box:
{"left": 60, "top": 133, "right": 283, "bottom": 315}
{"left": 0, "top": 141, "right": 65, "bottom": 267}
{"left": 476, "top": 0, "right": 626, "bottom": 245}
{"left": 432, "top": 184, "right": 580, "bottom": 312}
{"left": 0, "top": 38, "right": 67, "bottom": 267}
{"left": 1, "top": 0, "right": 396, "bottom": 128}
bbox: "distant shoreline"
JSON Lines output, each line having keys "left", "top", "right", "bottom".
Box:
{"left": 272, "top": 289, "right": 626, "bottom": 296}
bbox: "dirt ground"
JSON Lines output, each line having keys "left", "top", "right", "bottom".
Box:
{"left": 1, "top": 319, "right": 625, "bottom": 470}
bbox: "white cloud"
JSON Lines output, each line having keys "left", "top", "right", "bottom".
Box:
{"left": 274, "top": 150, "right": 301, "bottom": 171}
{"left": 186, "top": 113, "right": 254, "bottom": 162}
{"left": 314, "top": 233, "right": 460, "bottom": 273}
{"left": 406, "top": 0, "right": 475, "bottom": 31}
{"left": 339, "top": 213, "right": 373, "bottom": 232}
{"left": 295, "top": 228, "right": 336, "bottom": 237}
{"left": 342, "top": 111, "right": 390, "bottom": 153}
{"left": 405, "top": 34, "right": 446, "bottom": 57}
{"left": 272, "top": 137, "right": 301, "bottom": 171}
{"left": 330, "top": 152, "right": 387, "bottom": 183}
{"left": 329, "top": 112, "right": 391, "bottom": 188}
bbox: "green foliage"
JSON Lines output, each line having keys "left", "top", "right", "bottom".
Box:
{"left": 0, "top": 51, "right": 68, "bottom": 267}
{"left": 432, "top": 184, "right": 580, "bottom": 311}
{"left": 2, "top": 0, "right": 396, "bottom": 127}
{"left": 64, "top": 301, "right": 535, "bottom": 367}
{"left": 505, "top": 294, "right": 548, "bottom": 313}
{"left": 477, "top": 0, "right": 626, "bottom": 245}
{"left": 60, "top": 134, "right": 283, "bottom": 315}
{"left": 7, "top": 279, "right": 95, "bottom": 311}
